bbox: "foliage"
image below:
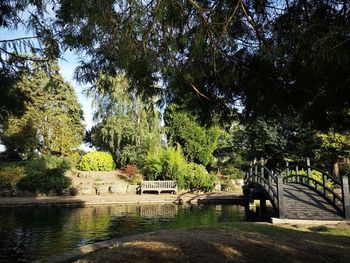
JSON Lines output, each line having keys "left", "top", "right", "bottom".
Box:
{"left": 0, "top": 163, "right": 26, "bottom": 191}
{"left": 130, "top": 174, "right": 144, "bottom": 186}
{"left": 165, "top": 104, "right": 228, "bottom": 166}
{"left": 288, "top": 169, "right": 333, "bottom": 189}
{"left": 3, "top": 1, "right": 350, "bottom": 184}
{"left": 0, "top": 60, "right": 84, "bottom": 159}
{"left": 143, "top": 149, "right": 163, "bottom": 181}
{"left": 0, "top": 156, "right": 72, "bottom": 194}
{"left": 219, "top": 166, "right": 245, "bottom": 180}
{"left": 314, "top": 130, "right": 350, "bottom": 176}
{"left": 122, "top": 164, "right": 143, "bottom": 185}
{"left": 184, "top": 163, "right": 216, "bottom": 192}
{"left": 143, "top": 145, "right": 215, "bottom": 191}
{"left": 159, "top": 145, "right": 188, "bottom": 188}
{"left": 48, "top": 1, "right": 349, "bottom": 132}
{"left": 0, "top": 153, "right": 80, "bottom": 193}
{"left": 2, "top": 1, "right": 350, "bottom": 134}
{"left": 78, "top": 151, "right": 116, "bottom": 171}
{"left": 0, "top": 70, "right": 28, "bottom": 126}
{"left": 86, "top": 74, "right": 162, "bottom": 167}
{"left": 123, "top": 164, "right": 138, "bottom": 176}
{"left": 17, "top": 168, "right": 71, "bottom": 194}
{"left": 315, "top": 131, "right": 350, "bottom": 159}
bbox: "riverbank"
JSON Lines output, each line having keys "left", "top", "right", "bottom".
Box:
{"left": 40, "top": 222, "right": 350, "bottom": 263}
{"left": 0, "top": 191, "right": 244, "bottom": 207}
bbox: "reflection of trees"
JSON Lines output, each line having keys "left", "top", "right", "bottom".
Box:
{"left": 0, "top": 204, "right": 247, "bottom": 262}
{"left": 0, "top": 207, "right": 73, "bottom": 261}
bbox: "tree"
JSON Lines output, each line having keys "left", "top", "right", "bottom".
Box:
{"left": 52, "top": 1, "right": 350, "bottom": 132}
{"left": 0, "top": 1, "right": 61, "bottom": 126}
{"left": 165, "top": 104, "right": 228, "bottom": 167}
{"left": 86, "top": 74, "right": 162, "bottom": 167}
{"left": 315, "top": 131, "right": 350, "bottom": 177}
{"left": 240, "top": 1, "right": 350, "bottom": 131}
{"left": 0, "top": 60, "right": 84, "bottom": 159}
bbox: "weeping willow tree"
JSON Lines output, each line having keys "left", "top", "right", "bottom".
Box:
{"left": 86, "top": 74, "right": 162, "bottom": 167}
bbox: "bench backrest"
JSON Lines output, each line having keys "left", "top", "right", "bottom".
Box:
{"left": 141, "top": 180, "right": 177, "bottom": 189}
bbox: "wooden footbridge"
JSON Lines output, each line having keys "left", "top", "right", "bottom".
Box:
{"left": 243, "top": 158, "right": 350, "bottom": 220}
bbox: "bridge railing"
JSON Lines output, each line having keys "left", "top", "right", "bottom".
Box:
{"left": 281, "top": 158, "right": 350, "bottom": 219}
{"left": 244, "top": 159, "right": 284, "bottom": 216}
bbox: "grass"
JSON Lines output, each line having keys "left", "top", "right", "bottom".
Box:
{"left": 75, "top": 221, "right": 350, "bottom": 263}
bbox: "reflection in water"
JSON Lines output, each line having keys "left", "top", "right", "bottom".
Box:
{"left": 0, "top": 203, "right": 265, "bottom": 262}
{"left": 141, "top": 204, "right": 178, "bottom": 218}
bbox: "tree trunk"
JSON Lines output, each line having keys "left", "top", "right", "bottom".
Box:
{"left": 332, "top": 158, "right": 340, "bottom": 177}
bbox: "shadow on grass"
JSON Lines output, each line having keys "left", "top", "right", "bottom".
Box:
{"left": 71, "top": 222, "right": 350, "bottom": 263}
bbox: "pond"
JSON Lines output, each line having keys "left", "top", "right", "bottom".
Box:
{"left": 0, "top": 203, "right": 271, "bottom": 262}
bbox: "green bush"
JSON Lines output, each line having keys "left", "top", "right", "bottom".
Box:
{"left": 220, "top": 166, "right": 245, "bottom": 179}
{"left": 289, "top": 169, "right": 333, "bottom": 188}
{"left": 0, "top": 163, "right": 26, "bottom": 191}
{"left": 160, "top": 145, "right": 188, "bottom": 185}
{"left": 0, "top": 155, "right": 80, "bottom": 195}
{"left": 18, "top": 168, "right": 71, "bottom": 194}
{"left": 143, "top": 145, "right": 215, "bottom": 191}
{"left": 184, "top": 163, "right": 216, "bottom": 192}
{"left": 17, "top": 156, "right": 72, "bottom": 194}
{"left": 143, "top": 151, "right": 163, "bottom": 180}
{"left": 78, "top": 151, "right": 116, "bottom": 171}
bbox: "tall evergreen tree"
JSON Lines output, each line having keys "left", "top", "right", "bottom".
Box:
{"left": 0, "top": 60, "right": 84, "bottom": 159}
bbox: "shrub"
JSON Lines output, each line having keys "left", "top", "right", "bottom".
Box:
{"left": 184, "top": 163, "right": 216, "bottom": 192}
{"left": 18, "top": 169, "right": 71, "bottom": 194}
{"left": 130, "top": 174, "right": 144, "bottom": 185}
{"left": 160, "top": 145, "right": 188, "bottom": 186}
{"left": 143, "top": 150, "right": 163, "bottom": 180}
{"left": 17, "top": 157, "right": 72, "bottom": 194}
{"left": 289, "top": 169, "right": 333, "bottom": 188}
{"left": 65, "top": 152, "right": 82, "bottom": 170}
{"left": 0, "top": 163, "right": 26, "bottom": 191}
{"left": 78, "top": 151, "right": 116, "bottom": 171}
{"left": 220, "top": 166, "right": 245, "bottom": 179}
{"left": 142, "top": 145, "right": 215, "bottom": 191}
{"left": 143, "top": 145, "right": 187, "bottom": 184}
{"left": 122, "top": 164, "right": 144, "bottom": 185}
{"left": 123, "top": 164, "right": 138, "bottom": 176}
{"left": 0, "top": 156, "right": 77, "bottom": 195}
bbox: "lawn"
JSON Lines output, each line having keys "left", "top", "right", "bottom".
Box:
{"left": 75, "top": 222, "right": 350, "bottom": 263}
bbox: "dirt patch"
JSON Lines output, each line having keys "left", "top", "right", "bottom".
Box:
{"left": 74, "top": 224, "right": 350, "bottom": 263}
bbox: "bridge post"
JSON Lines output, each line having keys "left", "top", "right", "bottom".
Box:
{"left": 306, "top": 158, "right": 311, "bottom": 186}
{"left": 260, "top": 158, "right": 264, "bottom": 178}
{"left": 341, "top": 176, "right": 350, "bottom": 220}
{"left": 322, "top": 174, "right": 327, "bottom": 196}
{"left": 277, "top": 176, "right": 285, "bottom": 218}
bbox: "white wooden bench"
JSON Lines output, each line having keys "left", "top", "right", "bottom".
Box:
{"left": 140, "top": 181, "right": 178, "bottom": 194}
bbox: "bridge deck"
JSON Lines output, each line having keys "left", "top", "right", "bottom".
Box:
{"left": 283, "top": 184, "right": 342, "bottom": 220}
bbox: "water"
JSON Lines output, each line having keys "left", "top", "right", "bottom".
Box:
{"left": 0, "top": 203, "right": 266, "bottom": 262}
